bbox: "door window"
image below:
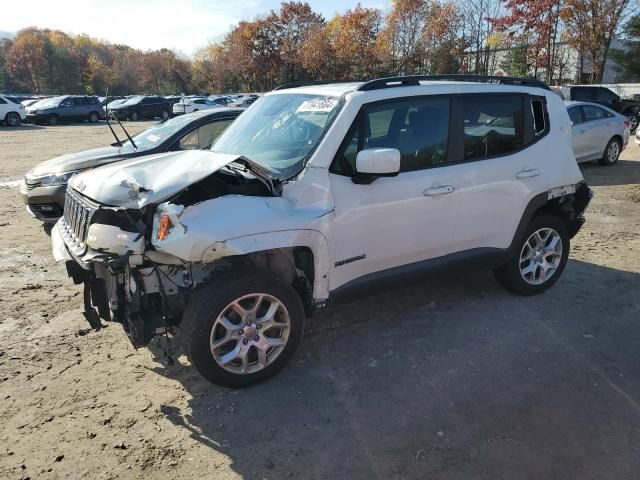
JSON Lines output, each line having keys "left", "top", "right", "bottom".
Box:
{"left": 462, "top": 95, "right": 525, "bottom": 160}
{"left": 572, "top": 87, "right": 596, "bottom": 101}
{"left": 332, "top": 97, "right": 450, "bottom": 174}
{"left": 582, "top": 105, "right": 611, "bottom": 122}
{"left": 0, "top": 97, "right": 6, "bottom": 104}
{"left": 60, "top": 98, "right": 73, "bottom": 107}
{"left": 179, "top": 119, "right": 234, "bottom": 150}
{"left": 568, "top": 107, "right": 583, "bottom": 125}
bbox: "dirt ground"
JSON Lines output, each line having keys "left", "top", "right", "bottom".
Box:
{"left": 0, "top": 121, "right": 639, "bottom": 480}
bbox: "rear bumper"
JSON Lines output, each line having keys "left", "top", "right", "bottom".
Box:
{"left": 567, "top": 182, "right": 593, "bottom": 238}
{"left": 19, "top": 182, "right": 66, "bottom": 222}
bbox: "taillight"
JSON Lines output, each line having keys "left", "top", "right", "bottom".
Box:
{"left": 624, "top": 119, "right": 631, "bottom": 127}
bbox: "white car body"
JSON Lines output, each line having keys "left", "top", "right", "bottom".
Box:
{"left": 0, "top": 94, "right": 27, "bottom": 125}
{"left": 565, "top": 101, "right": 630, "bottom": 163}
{"left": 173, "top": 97, "right": 221, "bottom": 115}
{"left": 51, "top": 78, "right": 592, "bottom": 385}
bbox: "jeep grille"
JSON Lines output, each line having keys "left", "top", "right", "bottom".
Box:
{"left": 61, "top": 188, "right": 97, "bottom": 254}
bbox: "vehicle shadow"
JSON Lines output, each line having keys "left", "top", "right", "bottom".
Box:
{"left": 148, "top": 259, "right": 640, "bottom": 479}
{"left": 4, "top": 124, "right": 46, "bottom": 130}
{"left": 580, "top": 158, "right": 640, "bottom": 186}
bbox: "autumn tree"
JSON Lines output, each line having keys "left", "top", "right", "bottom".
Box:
{"left": 561, "top": 0, "right": 632, "bottom": 83}
{"left": 492, "top": 0, "right": 565, "bottom": 83}
{"left": 458, "top": 0, "right": 504, "bottom": 74}
{"left": 5, "top": 28, "right": 49, "bottom": 92}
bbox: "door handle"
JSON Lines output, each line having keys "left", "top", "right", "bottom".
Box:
{"left": 423, "top": 185, "right": 455, "bottom": 196}
{"left": 579, "top": 129, "right": 586, "bottom": 134}
{"left": 516, "top": 168, "right": 541, "bottom": 179}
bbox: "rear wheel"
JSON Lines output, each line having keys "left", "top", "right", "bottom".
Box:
{"left": 5, "top": 112, "right": 20, "bottom": 126}
{"left": 88, "top": 111, "right": 99, "bottom": 123}
{"left": 494, "top": 213, "right": 569, "bottom": 295}
{"left": 599, "top": 137, "right": 621, "bottom": 166}
{"left": 629, "top": 115, "right": 638, "bottom": 133}
{"left": 181, "top": 270, "right": 305, "bottom": 388}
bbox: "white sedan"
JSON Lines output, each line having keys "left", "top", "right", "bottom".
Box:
{"left": 173, "top": 97, "right": 222, "bottom": 115}
{"left": 566, "top": 101, "right": 630, "bottom": 166}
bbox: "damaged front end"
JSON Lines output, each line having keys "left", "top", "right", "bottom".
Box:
{"left": 52, "top": 150, "right": 280, "bottom": 347}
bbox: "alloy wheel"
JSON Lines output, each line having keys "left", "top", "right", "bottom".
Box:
{"left": 210, "top": 293, "right": 291, "bottom": 375}
{"left": 607, "top": 141, "right": 620, "bottom": 164}
{"left": 519, "top": 228, "right": 563, "bottom": 285}
{"left": 6, "top": 113, "right": 19, "bottom": 126}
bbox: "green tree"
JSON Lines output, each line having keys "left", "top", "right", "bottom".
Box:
{"left": 501, "top": 42, "right": 529, "bottom": 76}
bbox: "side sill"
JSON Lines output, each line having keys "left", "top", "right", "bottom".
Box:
{"left": 327, "top": 247, "right": 510, "bottom": 307}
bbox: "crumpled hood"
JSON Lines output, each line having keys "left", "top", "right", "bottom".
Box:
{"left": 29, "top": 146, "right": 128, "bottom": 176}
{"left": 68, "top": 149, "right": 241, "bottom": 209}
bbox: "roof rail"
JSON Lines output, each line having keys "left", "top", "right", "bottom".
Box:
{"left": 272, "top": 80, "right": 363, "bottom": 91}
{"left": 357, "top": 74, "right": 551, "bottom": 91}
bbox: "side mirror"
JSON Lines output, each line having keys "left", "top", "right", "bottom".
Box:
{"left": 353, "top": 148, "right": 400, "bottom": 184}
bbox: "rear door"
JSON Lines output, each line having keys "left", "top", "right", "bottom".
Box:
{"left": 447, "top": 93, "right": 548, "bottom": 253}
{"left": 579, "top": 104, "right": 615, "bottom": 160}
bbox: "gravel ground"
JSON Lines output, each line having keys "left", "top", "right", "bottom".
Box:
{"left": 0, "top": 122, "right": 639, "bottom": 480}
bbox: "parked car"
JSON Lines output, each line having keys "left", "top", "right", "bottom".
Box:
{"left": 26, "top": 95, "right": 103, "bottom": 125}
{"left": 566, "top": 101, "right": 629, "bottom": 165}
{"left": 173, "top": 97, "right": 221, "bottom": 115}
{"left": 559, "top": 85, "right": 640, "bottom": 133}
{"left": 109, "top": 95, "right": 171, "bottom": 121}
{"left": 22, "top": 108, "right": 241, "bottom": 226}
{"left": 102, "top": 98, "right": 128, "bottom": 114}
{"left": 51, "top": 75, "right": 591, "bottom": 387}
{"left": 21, "top": 98, "right": 42, "bottom": 108}
{"left": 0, "top": 93, "right": 27, "bottom": 126}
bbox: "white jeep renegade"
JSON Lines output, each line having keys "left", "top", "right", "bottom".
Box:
{"left": 51, "top": 75, "right": 592, "bottom": 387}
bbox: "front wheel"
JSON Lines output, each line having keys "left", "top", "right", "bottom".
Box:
{"left": 629, "top": 115, "right": 638, "bottom": 133}
{"left": 48, "top": 114, "right": 59, "bottom": 125}
{"left": 160, "top": 110, "right": 170, "bottom": 120}
{"left": 88, "top": 111, "right": 99, "bottom": 123}
{"left": 181, "top": 270, "right": 305, "bottom": 388}
{"left": 129, "top": 111, "right": 139, "bottom": 121}
{"left": 494, "top": 214, "right": 569, "bottom": 295}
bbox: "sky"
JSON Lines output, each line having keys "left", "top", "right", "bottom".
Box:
{"left": 0, "top": 0, "right": 388, "bottom": 55}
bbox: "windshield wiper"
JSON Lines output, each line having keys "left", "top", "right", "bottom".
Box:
{"left": 104, "top": 90, "right": 123, "bottom": 148}
{"left": 105, "top": 89, "right": 137, "bottom": 150}
{"left": 228, "top": 157, "right": 281, "bottom": 196}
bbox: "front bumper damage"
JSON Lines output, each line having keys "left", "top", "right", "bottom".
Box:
{"left": 53, "top": 217, "right": 197, "bottom": 348}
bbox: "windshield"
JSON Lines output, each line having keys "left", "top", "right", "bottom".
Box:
{"left": 119, "top": 114, "right": 202, "bottom": 152}
{"left": 38, "top": 97, "right": 65, "bottom": 109}
{"left": 120, "top": 96, "right": 143, "bottom": 106}
{"left": 210, "top": 93, "right": 342, "bottom": 180}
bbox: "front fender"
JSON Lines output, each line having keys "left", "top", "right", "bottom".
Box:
{"left": 201, "top": 229, "right": 331, "bottom": 301}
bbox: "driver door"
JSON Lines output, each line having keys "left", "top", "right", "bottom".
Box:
{"left": 328, "top": 96, "right": 457, "bottom": 291}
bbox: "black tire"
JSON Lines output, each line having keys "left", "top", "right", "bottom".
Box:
{"left": 5, "top": 112, "right": 21, "bottom": 126}
{"left": 161, "top": 110, "right": 170, "bottom": 120}
{"left": 181, "top": 269, "right": 305, "bottom": 388}
{"left": 629, "top": 115, "right": 638, "bottom": 134}
{"left": 88, "top": 111, "right": 99, "bottom": 123}
{"left": 129, "top": 111, "right": 139, "bottom": 121}
{"left": 494, "top": 213, "right": 570, "bottom": 296}
{"left": 43, "top": 223, "right": 53, "bottom": 236}
{"left": 48, "top": 114, "right": 59, "bottom": 125}
{"left": 599, "top": 137, "right": 621, "bottom": 166}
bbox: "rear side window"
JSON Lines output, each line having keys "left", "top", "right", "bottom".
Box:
{"left": 596, "top": 88, "right": 618, "bottom": 103}
{"left": 332, "top": 97, "right": 450, "bottom": 174}
{"left": 0, "top": 97, "right": 6, "bottom": 104}
{"left": 568, "top": 107, "right": 583, "bottom": 125}
{"left": 462, "top": 95, "right": 524, "bottom": 160}
{"left": 572, "top": 87, "right": 595, "bottom": 101}
{"left": 582, "top": 105, "right": 612, "bottom": 122}
{"left": 532, "top": 99, "right": 546, "bottom": 136}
